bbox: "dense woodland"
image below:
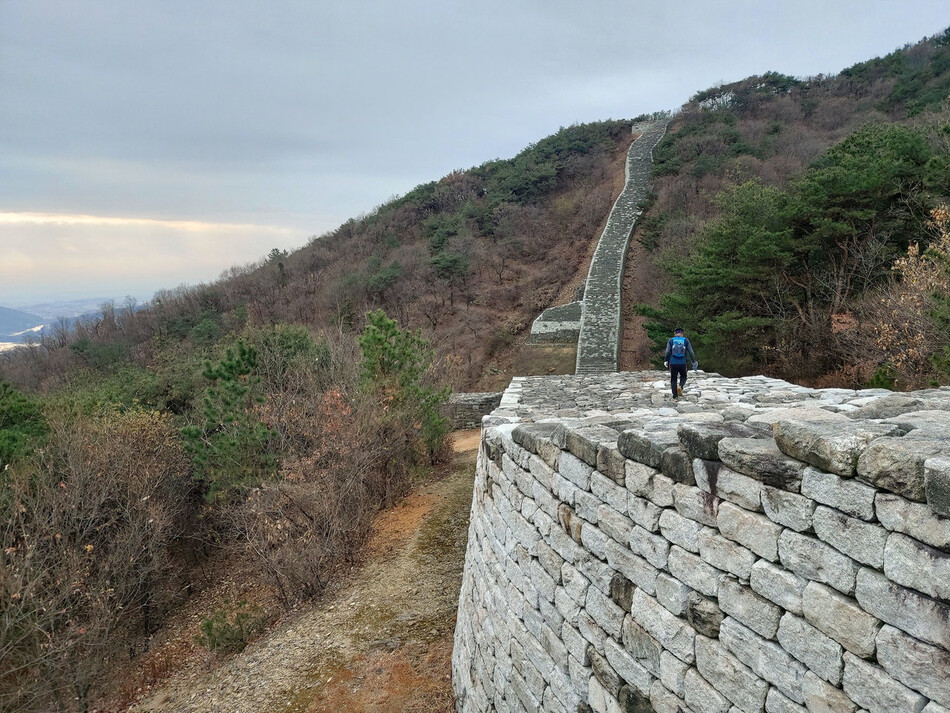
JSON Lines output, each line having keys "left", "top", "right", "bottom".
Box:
{"left": 3, "top": 29, "right": 950, "bottom": 712}
{"left": 634, "top": 29, "right": 950, "bottom": 388}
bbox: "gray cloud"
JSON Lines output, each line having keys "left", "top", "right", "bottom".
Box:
{"left": 1, "top": 0, "right": 947, "bottom": 302}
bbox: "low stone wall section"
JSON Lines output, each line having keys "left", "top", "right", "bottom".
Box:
{"left": 575, "top": 121, "right": 668, "bottom": 375}
{"left": 453, "top": 371, "right": 950, "bottom": 713}
{"left": 445, "top": 392, "right": 504, "bottom": 430}
{"left": 528, "top": 302, "right": 583, "bottom": 345}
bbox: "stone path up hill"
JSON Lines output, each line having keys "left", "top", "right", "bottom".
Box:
{"left": 574, "top": 120, "right": 667, "bottom": 375}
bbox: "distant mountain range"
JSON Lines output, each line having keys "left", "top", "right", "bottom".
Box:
{"left": 0, "top": 298, "right": 120, "bottom": 344}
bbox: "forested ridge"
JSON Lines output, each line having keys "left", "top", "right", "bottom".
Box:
{"left": 3, "top": 28, "right": 950, "bottom": 712}
{"left": 0, "top": 120, "right": 635, "bottom": 711}
{"left": 633, "top": 28, "right": 950, "bottom": 388}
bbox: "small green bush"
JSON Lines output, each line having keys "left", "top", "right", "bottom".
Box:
{"left": 195, "top": 600, "right": 266, "bottom": 654}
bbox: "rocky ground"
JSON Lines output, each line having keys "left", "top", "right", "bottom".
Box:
{"left": 118, "top": 430, "right": 480, "bottom": 713}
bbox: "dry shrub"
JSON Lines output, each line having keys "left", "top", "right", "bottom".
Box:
{"left": 866, "top": 206, "right": 950, "bottom": 388}
{"left": 0, "top": 409, "right": 192, "bottom": 713}
{"left": 237, "top": 386, "right": 424, "bottom": 606}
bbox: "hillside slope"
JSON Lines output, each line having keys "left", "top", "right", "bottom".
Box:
{"left": 623, "top": 28, "right": 950, "bottom": 388}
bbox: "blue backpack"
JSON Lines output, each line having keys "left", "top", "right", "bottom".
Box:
{"left": 671, "top": 336, "right": 687, "bottom": 358}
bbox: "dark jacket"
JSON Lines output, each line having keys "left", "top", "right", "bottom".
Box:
{"left": 665, "top": 336, "right": 696, "bottom": 366}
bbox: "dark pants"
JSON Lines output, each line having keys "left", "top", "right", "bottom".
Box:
{"left": 670, "top": 363, "right": 688, "bottom": 397}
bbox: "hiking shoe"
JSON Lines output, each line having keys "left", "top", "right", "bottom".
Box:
{"left": 677, "top": 386, "right": 683, "bottom": 396}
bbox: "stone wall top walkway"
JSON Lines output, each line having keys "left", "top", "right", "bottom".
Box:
{"left": 575, "top": 121, "right": 668, "bottom": 375}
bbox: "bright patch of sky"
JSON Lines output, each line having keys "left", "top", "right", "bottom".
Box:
{"left": 1, "top": 0, "right": 947, "bottom": 304}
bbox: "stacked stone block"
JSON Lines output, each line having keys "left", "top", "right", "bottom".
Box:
{"left": 453, "top": 371, "right": 950, "bottom": 713}
{"left": 446, "top": 392, "right": 504, "bottom": 430}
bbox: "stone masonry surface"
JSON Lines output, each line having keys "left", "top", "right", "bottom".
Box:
{"left": 452, "top": 370, "right": 950, "bottom": 713}
{"left": 446, "top": 392, "right": 504, "bottom": 430}
{"left": 575, "top": 121, "right": 668, "bottom": 375}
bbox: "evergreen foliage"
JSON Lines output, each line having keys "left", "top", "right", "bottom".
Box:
{"left": 359, "top": 310, "right": 449, "bottom": 454}
{"left": 181, "top": 342, "right": 278, "bottom": 502}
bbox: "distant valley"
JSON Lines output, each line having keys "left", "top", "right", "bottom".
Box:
{"left": 0, "top": 297, "right": 122, "bottom": 346}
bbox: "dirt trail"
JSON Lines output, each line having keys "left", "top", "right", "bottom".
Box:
{"left": 127, "top": 430, "right": 479, "bottom": 713}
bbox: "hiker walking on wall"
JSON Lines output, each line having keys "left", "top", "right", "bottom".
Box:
{"left": 664, "top": 327, "right": 697, "bottom": 399}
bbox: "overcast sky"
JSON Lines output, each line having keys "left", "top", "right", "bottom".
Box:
{"left": 1, "top": 1, "right": 947, "bottom": 306}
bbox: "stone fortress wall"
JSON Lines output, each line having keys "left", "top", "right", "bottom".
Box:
{"left": 528, "top": 120, "right": 667, "bottom": 360}
{"left": 574, "top": 121, "right": 667, "bottom": 375}
{"left": 452, "top": 371, "right": 950, "bottom": 713}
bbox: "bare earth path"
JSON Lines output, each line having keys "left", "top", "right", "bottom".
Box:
{"left": 127, "top": 430, "right": 479, "bottom": 713}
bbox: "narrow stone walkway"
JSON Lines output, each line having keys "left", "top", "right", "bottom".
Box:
{"left": 575, "top": 120, "right": 667, "bottom": 375}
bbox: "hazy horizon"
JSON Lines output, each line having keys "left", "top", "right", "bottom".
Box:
{"left": 3, "top": 1, "right": 948, "bottom": 305}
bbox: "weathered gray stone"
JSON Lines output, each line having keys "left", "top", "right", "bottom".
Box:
{"left": 629, "top": 524, "right": 670, "bottom": 569}
{"left": 655, "top": 572, "right": 691, "bottom": 617}
{"left": 512, "top": 422, "right": 559, "bottom": 455}
{"left": 813, "top": 506, "right": 888, "bottom": 568}
{"left": 609, "top": 572, "right": 634, "bottom": 612}
{"left": 924, "top": 702, "right": 950, "bottom": 713}
{"left": 773, "top": 418, "right": 899, "bottom": 476}
{"left": 802, "top": 582, "right": 880, "bottom": 659}
{"left": 618, "top": 428, "right": 681, "bottom": 469}
{"left": 566, "top": 424, "right": 620, "bottom": 466}
{"left": 857, "top": 437, "right": 950, "bottom": 502}
{"left": 649, "top": 680, "right": 689, "bottom": 713}
{"left": 876, "top": 624, "right": 950, "bottom": 707}
{"left": 766, "top": 688, "right": 808, "bottom": 713}
{"left": 875, "top": 491, "right": 950, "bottom": 551}
{"left": 855, "top": 567, "right": 950, "bottom": 650}
{"left": 849, "top": 393, "right": 924, "bottom": 419}
{"left": 883, "top": 531, "right": 950, "bottom": 600}
{"left": 719, "top": 575, "right": 783, "bottom": 639}
{"left": 762, "top": 486, "right": 817, "bottom": 532}
{"left": 678, "top": 421, "right": 763, "bottom": 460}
{"left": 587, "top": 583, "right": 626, "bottom": 639}
{"left": 779, "top": 530, "right": 859, "bottom": 595}
{"left": 589, "top": 646, "right": 623, "bottom": 697}
{"left": 598, "top": 503, "right": 634, "bottom": 545}
{"left": 659, "top": 508, "right": 703, "bottom": 553}
{"left": 684, "top": 592, "right": 725, "bottom": 639}
{"left": 592, "top": 470, "right": 629, "bottom": 514}
{"left": 621, "top": 615, "right": 662, "bottom": 676}
{"left": 801, "top": 671, "right": 857, "bottom": 713}
{"left": 630, "top": 588, "right": 697, "bottom": 664}
{"left": 842, "top": 652, "right": 927, "bottom": 713}
{"left": 751, "top": 559, "right": 807, "bottom": 615}
{"left": 661, "top": 446, "right": 695, "bottom": 485}
{"left": 561, "top": 451, "right": 595, "bottom": 490}
{"left": 605, "top": 539, "right": 659, "bottom": 596}
{"left": 777, "top": 612, "right": 844, "bottom": 685}
{"left": 597, "top": 443, "right": 627, "bottom": 484}
{"left": 659, "top": 650, "right": 688, "bottom": 698}
{"left": 718, "top": 500, "right": 783, "bottom": 561}
{"left": 801, "top": 467, "right": 877, "bottom": 521}
{"left": 694, "top": 459, "right": 763, "bottom": 512}
{"left": 627, "top": 494, "right": 663, "bottom": 532}
{"left": 673, "top": 482, "right": 719, "bottom": 527}
{"left": 668, "top": 545, "right": 721, "bottom": 598}
{"left": 926, "top": 457, "right": 950, "bottom": 517}
{"left": 719, "top": 437, "right": 806, "bottom": 492}
{"left": 695, "top": 635, "right": 769, "bottom": 713}
{"left": 618, "top": 683, "right": 654, "bottom": 713}
{"left": 625, "top": 461, "right": 675, "bottom": 507}
{"left": 604, "top": 637, "right": 654, "bottom": 696}
{"left": 719, "top": 617, "right": 808, "bottom": 704}
{"left": 747, "top": 407, "right": 845, "bottom": 428}
{"left": 684, "top": 667, "right": 731, "bottom": 713}
{"left": 881, "top": 408, "right": 950, "bottom": 432}
{"left": 697, "top": 527, "right": 757, "bottom": 581}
